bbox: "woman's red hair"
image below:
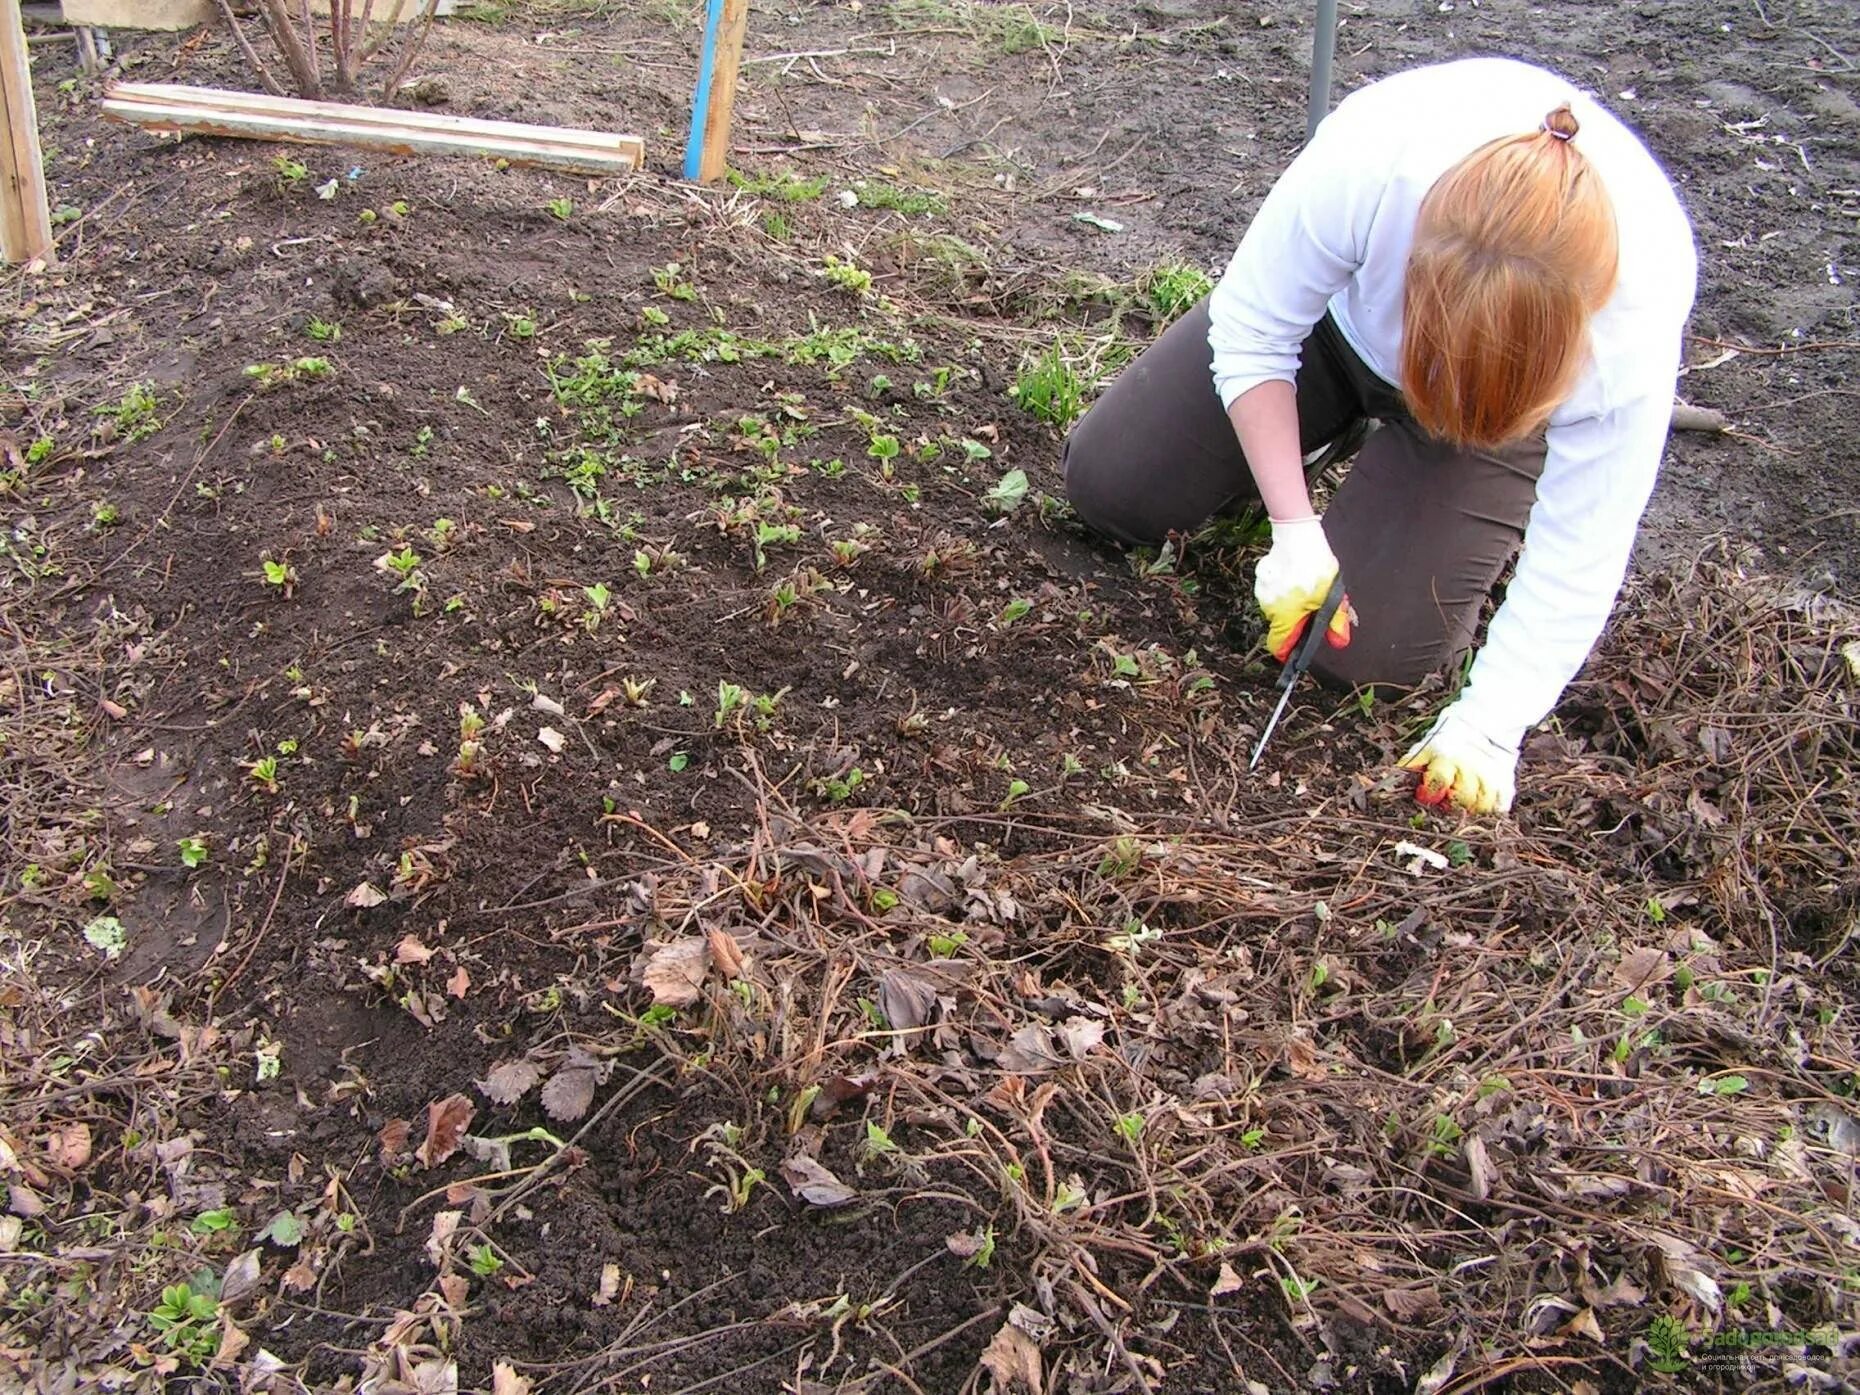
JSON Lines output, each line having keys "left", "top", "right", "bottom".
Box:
{"left": 1401, "top": 104, "right": 1619, "bottom": 449}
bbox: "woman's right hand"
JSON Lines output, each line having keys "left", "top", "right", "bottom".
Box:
{"left": 1253, "top": 517, "right": 1353, "bottom": 661}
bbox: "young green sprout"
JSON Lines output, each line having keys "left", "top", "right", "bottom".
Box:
{"left": 262, "top": 559, "right": 298, "bottom": 596}
{"left": 583, "top": 582, "right": 612, "bottom": 632}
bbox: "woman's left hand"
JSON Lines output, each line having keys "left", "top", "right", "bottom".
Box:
{"left": 1400, "top": 704, "right": 1518, "bottom": 814}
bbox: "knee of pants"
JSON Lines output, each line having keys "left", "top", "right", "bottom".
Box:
{"left": 1307, "top": 633, "right": 1461, "bottom": 695}
{"left": 1060, "top": 425, "right": 1145, "bottom": 546}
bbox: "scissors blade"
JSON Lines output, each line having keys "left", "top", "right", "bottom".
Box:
{"left": 1249, "top": 577, "right": 1347, "bottom": 772}
{"left": 1249, "top": 682, "right": 1296, "bottom": 770}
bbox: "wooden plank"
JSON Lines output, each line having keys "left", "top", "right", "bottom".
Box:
{"left": 102, "top": 82, "right": 644, "bottom": 176}
{"left": 60, "top": 0, "right": 213, "bottom": 30}
{"left": 107, "top": 83, "right": 640, "bottom": 154}
{"left": 681, "top": 0, "right": 747, "bottom": 185}
{"left": 1, "top": 0, "right": 55, "bottom": 265}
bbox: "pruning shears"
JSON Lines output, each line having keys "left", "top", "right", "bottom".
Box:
{"left": 1249, "top": 576, "right": 1347, "bottom": 771}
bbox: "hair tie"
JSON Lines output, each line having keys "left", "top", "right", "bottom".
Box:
{"left": 1542, "top": 102, "right": 1580, "bottom": 142}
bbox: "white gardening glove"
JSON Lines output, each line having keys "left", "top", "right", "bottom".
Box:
{"left": 1253, "top": 517, "right": 1352, "bottom": 663}
{"left": 1399, "top": 702, "right": 1519, "bottom": 815}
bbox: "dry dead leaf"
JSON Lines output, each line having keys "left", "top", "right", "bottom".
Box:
{"left": 446, "top": 966, "right": 471, "bottom": 999}
{"left": 426, "top": 1209, "right": 463, "bottom": 1268}
{"left": 396, "top": 934, "right": 436, "bottom": 965}
{"left": 780, "top": 1155, "right": 857, "bottom": 1207}
{"left": 878, "top": 969, "right": 938, "bottom": 1033}
{"left": 978, "top": 1318, "right": 1042, "bottom": 1393}
{"left": 707, "top": 928, "right": 745, "bottom": 980}
{"left": 1056, "top": 1017, "right": 1104, "bottom": 1060}
{"left": 640, "top": 938, "right": 711, "bottom": 1007}
{"left": 492, "top": 1362, "right": 532, "bottom": 1395}
{"left": 346, "top": 882, "right": 387, "bottom": 909}
{"left": 541, "top": 1050, "right": 607, "bottom": 1123}
{"left": 477, "top": 1060, "right": 542, "bottom": 1106}
{"left": 212, "top": 1318, "right": 250, "bottom": 1368}
{"left": 946, "top": 1230, "right": 987, "bottom": 1260}
{"left": 1283, "top": 1031, "right": 1327, "bottom": 1081}
{"left": 1614, "top": 947, "right": 1672, "bottom": 991}
{"left": 1382, "top": 1285, "right": 1442, "bottom": 1321}
{"left": 9, "top": 1184, "right": 46, "bottom": 1218}
{"left": 406, "top": 1356, "right": 457, "bottom": 1394}
{"left": 220, "top": 1248, "right": 265, "bottom": 1308}
{"left": 1464, "top": 1134, "right": 1495, "bottom": 1201}
{"left": 1210, "top": 1261, "right": 1244, "bottom": 1297}
{"left": 1560, "top": 1307, "right": 1605, "bottom": 1343}
{"left": 996, "top": 1023, "right": 1063, "bottom": 1074}
{"left": 1414, "top": 1338, "right": 1465, "bottom": 1395}
{"left": 537, "top": 726, "right": 566, "bottom": 754}
{"left": 281, "top": 1260, "right": 318, "bottom": 1292}
{"left": 378, "top": 1118, "right": 412, "bottom": 1161}
{"left": 592, "top": 1262, "right": 621, "bottom": 1307}
{"left": 43, "top": 1122, "right": 92, "bottom": 1170}
{"left": 1593, "top": 1273, "right": 1646, "bottom": 1308}
{"left": 416, "top": 1094, "right": 475, "bottom": 1169}
{"left": 636, "top": 373, "right": 678, "bottom": 404}
{"left": 438, "top": 1272, "right": 470, "bottom": 1310}
{"left": 1645, "top": 1230, "right": 1723, "bottom": 1311}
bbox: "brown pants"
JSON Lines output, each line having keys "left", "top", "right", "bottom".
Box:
{"left": 1061, "top": 300, "right": 1546, "bottom": 690}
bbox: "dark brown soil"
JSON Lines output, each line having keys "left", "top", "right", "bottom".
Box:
{"left": 4, "top": 2, "right": 1858, "bottom": 1393}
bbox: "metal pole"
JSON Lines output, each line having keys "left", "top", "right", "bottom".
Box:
{"left": 1306, "top": 0, "right": 1338, "bottom": 142}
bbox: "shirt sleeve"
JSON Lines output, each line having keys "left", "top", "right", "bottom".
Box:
{"left": 1206, "top": 99, "right": 1396, "bottom": 408}
{"left": 1454, "top": 383, "right": 1678, "bottom": 749}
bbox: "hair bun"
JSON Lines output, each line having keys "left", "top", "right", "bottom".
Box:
{"left": 1543, "top": 103, "right": 1579, "bottom": 142}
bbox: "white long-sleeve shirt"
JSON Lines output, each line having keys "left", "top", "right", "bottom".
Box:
{"left": 1208, "top": 57, "right": 1698, "bottom": 749}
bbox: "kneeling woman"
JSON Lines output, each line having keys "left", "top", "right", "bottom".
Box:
{"left": 1063, "top": 57, "right": 1697, "bottom": 814}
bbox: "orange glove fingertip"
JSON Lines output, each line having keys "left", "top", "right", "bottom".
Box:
{"left": 1414, "top": 775, "right": 1451, "bottom": 808}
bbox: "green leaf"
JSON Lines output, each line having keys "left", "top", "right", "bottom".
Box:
{"left": 191, "top": 1208, "right": 238, "bottom": 1234}
{"left": 263, "top": 1211, "right": 305, "bottom": 1247}
{"left": 1446, "top": 840, "right": 1472, "bottom": 867}
{"left": 1700, "top": 1074, "right": 1749, "bottom": 1096}
{"left": 668, "top": 753, "right": 690, "bottom": 772}
{"left": 983, "top": 468, "right": 1029, "bottom": 515}
{"left": 83, "top": 915, "right": 126, "bottom": 959}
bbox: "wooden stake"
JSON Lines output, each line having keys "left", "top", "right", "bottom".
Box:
{"left": 103, "top": 82, "right": 644, "bottom": 177}
{"left": 1, "top": 0, "right": 55, "bottom": 266}
{"left": 682, "top": 0, "right": 748, "bottom": 185}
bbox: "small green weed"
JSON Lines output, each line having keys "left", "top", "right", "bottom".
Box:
{"left": 148, "top": 1281, "right": 221, "bottom": 1366}
{"left": 1009, "top": 344, "right": 1089, "bottom": 429}
{"left": 1139, "top": 259, "right": 1213, "bottom": 323}
{"left": 852, "top": 180, "right": 946, "bottom": 216}
{"left": 95, "top": 382, "right": 161, "bottom": 443}
{"left": 652, "top": 261, "right": 698, "bottom": 301}
{"left": 546, "top": 196, "right": 574, "bottom": 220}
{"left": 824, "top": 255, "right": 873, "bottom": 296}
{"left": 728, "top": 169, "right": 828, "bottom": 202}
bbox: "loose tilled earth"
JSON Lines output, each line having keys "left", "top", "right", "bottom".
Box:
{"left": 4, "top": 1, "right": 1860, "bottom": 1392}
